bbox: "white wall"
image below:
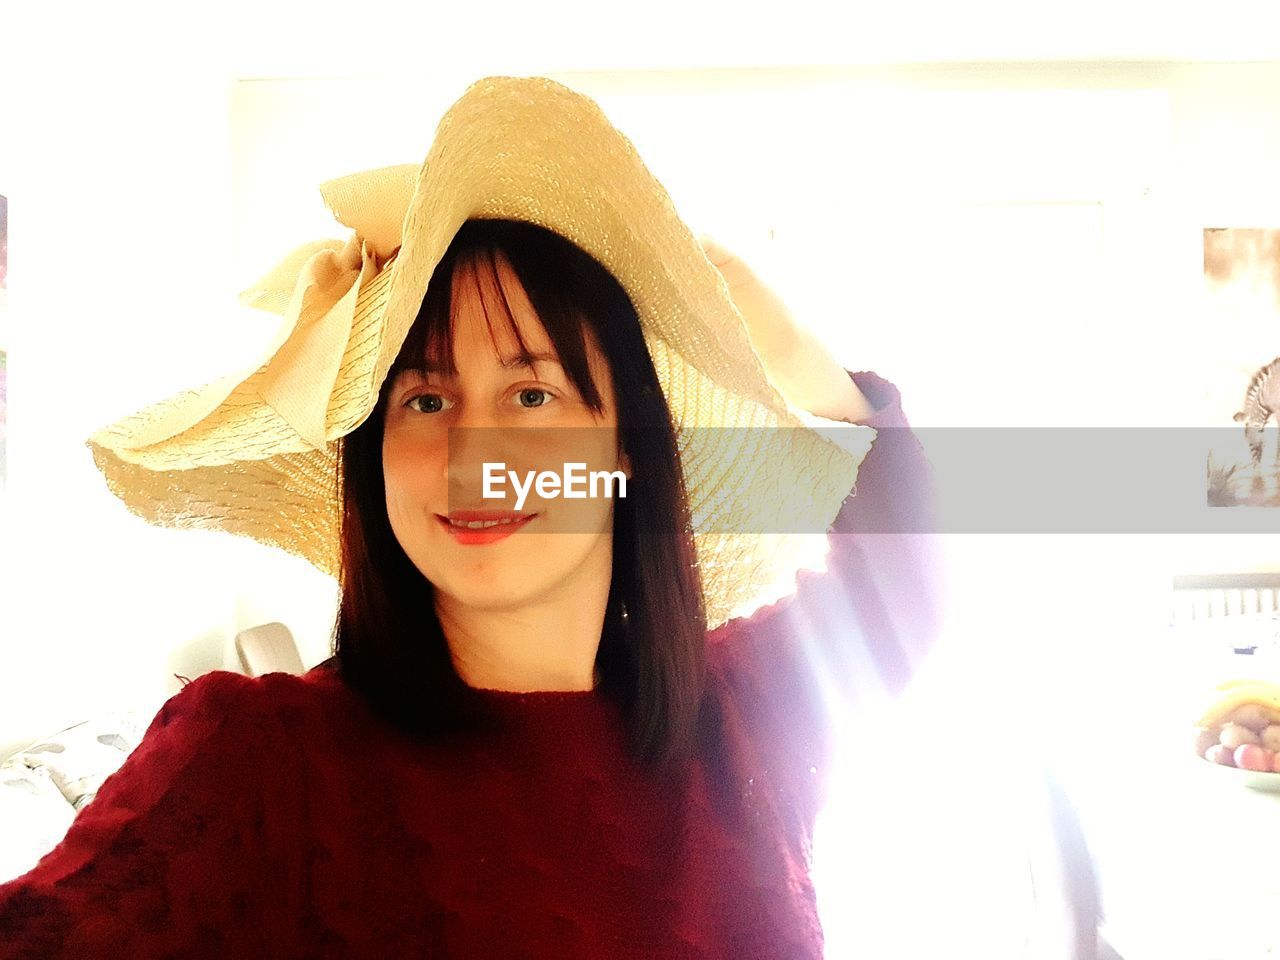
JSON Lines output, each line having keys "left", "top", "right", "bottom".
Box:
{"left": 3, "top": 59, "right": 1280, "bottom": 764}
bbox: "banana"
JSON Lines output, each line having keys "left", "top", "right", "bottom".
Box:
{"left": 1197, "top": 681, "right": 1280, "bottom": 729}
{"left": 1216, "top": 677, "right": 1279, "bottom": 692}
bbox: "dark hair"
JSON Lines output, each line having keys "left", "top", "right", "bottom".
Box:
{"left": 331, "top": 218, "right": 708, "bottom": 773}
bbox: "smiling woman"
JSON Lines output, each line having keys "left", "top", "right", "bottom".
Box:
{"left": 337, "top": 217, "right": 707, "bottom": 760}
{"left": 0, "top": 76, "right": 945, "bottom": 960}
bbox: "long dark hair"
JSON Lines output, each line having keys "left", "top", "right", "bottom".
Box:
{"left": 331, "top": 218, "right": 708, "bottom": 772}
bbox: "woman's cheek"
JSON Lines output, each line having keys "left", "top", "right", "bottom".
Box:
{"left": 384, "top": 428, "right": 444, "bottom": 486}
{"left": 383, "top": 437, "right": 445, "bottom": 543}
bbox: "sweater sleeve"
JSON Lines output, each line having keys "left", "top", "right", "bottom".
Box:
{"left": 706, "top": 370, "right": 945, "bottom": 813}
{"left": 0, "top": 670, "right": 287, "bottom": 958}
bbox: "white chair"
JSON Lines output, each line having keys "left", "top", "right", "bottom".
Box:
{"left": 234, "top": 621, "right": 305, "bottom": 677}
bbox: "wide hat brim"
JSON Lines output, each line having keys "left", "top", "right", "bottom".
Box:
{"left": 85, "top": 75, "right": 875, "bottom": 630}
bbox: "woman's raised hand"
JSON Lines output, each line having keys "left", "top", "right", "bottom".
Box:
{"left": 697, "top": 233, "right": 875, "bottom": 424}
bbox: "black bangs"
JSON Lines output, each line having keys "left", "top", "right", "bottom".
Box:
{"left": 383, "top": 220, "right": 607, "bottom": 417}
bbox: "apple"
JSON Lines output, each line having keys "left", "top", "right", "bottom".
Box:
{"left": 1206, "top": 744, "right": 1236, "bottom": 766}
{"left": 1220, "top": 723, "right": 1261, "bottom": 749}
{"left": 1261, "top": 725, "right": 1280, "bottom": 752}
{"left": 1229, "top": 703, "right": 1273, "bottom": 733}
{"left": 1195, "top": 727, "right": 1221, "bottom": 756}
{"left": 1234, "top": 743, "right": 1275, "bottom": 772}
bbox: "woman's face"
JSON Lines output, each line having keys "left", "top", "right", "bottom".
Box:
{"left": 382, "top": 251, "right": 631, "bottom": 613}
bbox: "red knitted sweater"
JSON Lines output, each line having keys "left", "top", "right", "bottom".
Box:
{"left": 0, "top": 370, "right": 941, "bottom": 959}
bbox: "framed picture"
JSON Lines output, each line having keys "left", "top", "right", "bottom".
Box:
{"left": 1205, "top": 228, "right": 1280, "bottom": 506}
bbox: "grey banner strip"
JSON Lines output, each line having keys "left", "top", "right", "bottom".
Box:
{"left": 444, "top": 426, "right": 1280, "bottom": 533}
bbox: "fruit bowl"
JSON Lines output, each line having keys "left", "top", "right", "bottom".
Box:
{"left": 1192, "top": 757, "right": 1280, "bottom": 793}
{"left": 1193, "top": 678, "right": 1280, "bottom": 792}
{"left": 1200, "top": 757, "right": 1280, "bottom": 793}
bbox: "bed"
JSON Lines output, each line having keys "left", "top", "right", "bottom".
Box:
{"left": 0, "top": 622, "right": 304, "bottom": 884}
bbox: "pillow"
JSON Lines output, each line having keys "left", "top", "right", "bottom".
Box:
{"left": 0, "top": 708, "right": 161, "bottom": 884}
{"left": 8, "top": 710, "right": 155, "bottom": 811}
{"left": 0, "top": 759, "right": 75, "bottom": 883}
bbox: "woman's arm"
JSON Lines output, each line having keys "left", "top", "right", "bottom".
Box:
{"left": 710, "top": 368, "right": 943, "bottom": 699}
{"left": 697, "top": 237, "right": 945, "bottom": 805}
{"left": 704, "top": 368, "right": 945, "bottom": 819}
{"left": 0, "top": 672, "right": 290, "bottom": 958}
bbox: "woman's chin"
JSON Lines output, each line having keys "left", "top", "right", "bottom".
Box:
{"left": 437, "top": 577, "right": 552, "bottom": 612}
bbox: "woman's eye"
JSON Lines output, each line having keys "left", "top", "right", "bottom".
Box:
{"left": 516, "top": 388, "right": 556, "bottom": 409}
{"left": 405, "top": 393, "right": 450, "bottom": 414}
{"left": 403, "top": 388, "right": 556, "bottom": 414}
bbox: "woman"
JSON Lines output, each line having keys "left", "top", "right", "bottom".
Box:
{"left": 0, "top": 77, "right": 941, "bottom": 957}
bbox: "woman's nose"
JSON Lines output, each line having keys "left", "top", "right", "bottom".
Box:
{"left": 443, "top": 410, "right": 515, "bottom": 493}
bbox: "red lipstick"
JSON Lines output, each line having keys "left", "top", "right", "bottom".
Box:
{"left": 436, "top": 510, "right": 537, "bottom": 545}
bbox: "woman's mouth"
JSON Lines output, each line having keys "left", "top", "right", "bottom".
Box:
{"left": 436, "top": 510, "right": 537, "bottom": 545}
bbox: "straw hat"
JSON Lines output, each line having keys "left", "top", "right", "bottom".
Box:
{"left": 85, "top": 75, "right": 876, "bottom": 630}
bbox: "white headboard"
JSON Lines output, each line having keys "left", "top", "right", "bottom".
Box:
{"left": 1172, "top": 573, "right": 1280, "bottom": 623}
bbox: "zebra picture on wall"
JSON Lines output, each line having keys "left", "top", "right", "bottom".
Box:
{"left": 1208, "top": 356, "right": 1280, "bottom": 507}
{"left": 1234, "top": 356, "right": 1280, "bottom": 471}
{"left": 1204, "top": 228, "right": 1280, "bottom": 507}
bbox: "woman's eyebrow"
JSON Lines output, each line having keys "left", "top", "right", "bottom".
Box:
{"left": 413, "top": 350, "right": 563, "bottom": 376}
{"left": 499, "top": 350, "right": 563, "bottom": 371}
{"left": 414, "top": 348, "right": 565, "bottom": 373}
